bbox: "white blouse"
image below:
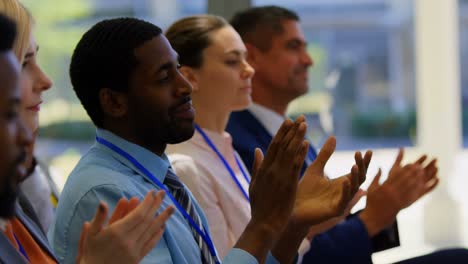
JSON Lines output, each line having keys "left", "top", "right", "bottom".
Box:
{"left": 167, "top": 129, "right": 251, "bottom": 259}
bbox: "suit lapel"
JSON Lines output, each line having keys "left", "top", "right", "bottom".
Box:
{"left": 0, "top": 232, "right": 28, "bottom": 264}
{"left": 238, "top": 110, "right": 274, "bottom": 152}
{"left": 16, "top": 205, "right": 57, "bottom": 261}
{"left": 240, "top": 110, "right": 318, "bottom": 175}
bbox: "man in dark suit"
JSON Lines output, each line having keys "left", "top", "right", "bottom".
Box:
{"left": 227, "top": 5, "right": 467, "bottom": 263}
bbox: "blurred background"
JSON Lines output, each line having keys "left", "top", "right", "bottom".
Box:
{"left": 24, "top": 0, "right": 468, "bottom": 262}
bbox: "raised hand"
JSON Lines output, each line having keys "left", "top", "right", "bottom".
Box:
{"left": 248, "top": 116, "right": 309, "bottom": 235}
{"left": 235, "top": 116, "right": 309, "bottom": 262}
{"left": 387, "top": 149, "right": 439, "bottom": 209}
{"left": 292, "top": 136, "right": 372, "bottom": 226}
{"left": 271, "top": 137, "right": 372, "bottom": 263}
{"left": 306, "top": 189, "right": 367, "bottom": 240}
{"left": 77, "top": 190, "right": 175, "bottom": 264}
{"left": 359, "top": 149, "right": 439, "bottom": 236}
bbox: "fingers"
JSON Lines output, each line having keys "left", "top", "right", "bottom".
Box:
{"left": 393, "top": 148, "right": 404, "bottom": 167}
{"left": 138, "top": 205, "right": 175, "bottom": 255}
{"left": 308, "top": 136, "right": 336, "bottom": 174}
{"left": 126, "top": 197, "right": 140, "bottom": 214}
{"left": 88, "top": 202, "right": 109, "bottom": 236}
{"left": 282, "top": 117, "right": 306, "bottom": 160}
{"left": 422, "top": 159, "right": 438, "bottom": 182}
{"left": 368, "top": 168, "right": 382, "bottom": 193}
{"left": 129, "top": 190, "right": 168, "bottom": 243}
{"left": 337, "top": 173, "right": 353, "bottom": 216}
{"left": 294, "top": 141, "right": 309, "bottom": 179}
{"left": 108, "top": 198, "right": 130, "bottom": 225}
{"left": 284, "top": 121, "right": 308, "bottom": 182}
{"left": 356, "top": 188, "right": 367, "bottom": 198}
{"left": 362, "top": 151, "right": 373, "bottom": 184}
{"left": 344, "top": 188, "right": 366, "bottom": 215}
{"left": 264, "top": 116, "right": 305, "bottom": 167}
{"left": 251, "top": 148, "right": 264, "bottom": 184}
{"left": 141, "top": 228, "right": 165, "bottom": 258}
{"left": 348, "top": 164, "right": 361, "bottom": 197}
{"left": 264, "top": 118, "right": 294, "bottom": 164}
{"left": 364, "top": 151, "right": 373, "bottom": 168}
{"left": 77, "top": 222, "right": 90, "bottom": 263}
{"left": 353, "top": 152, "right": 366, "bottom": 191}
{"left": 422, "top": 178, "right": 439, "bottom": 196}
{"left": 117, "top": 191, "right": 157, "bottom": 233}
{"left": 414, "top": 155, "right": 428, "bottom": 165}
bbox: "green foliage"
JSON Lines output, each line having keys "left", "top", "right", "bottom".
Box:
{"left": 307, "top": 44, "right": 327, "bottom": 92}
{"left": 351, "top": 109, "right": 416, "bottom": 138}
{"left": 39, "top": 120, "right": 95, "bottom": 141}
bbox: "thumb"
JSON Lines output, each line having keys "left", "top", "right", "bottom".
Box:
{"left": 368, "top": 168, "right": 382, "bottom": 193}
{"left": 76, "top": 222, "right": 90, "bottom": 264}
{"left": 393, "top": 149, "right": 404, "bottom": 167}
{"left": 308, "top": 136, "right": 336, "bottom": 174}
{"left": 88, "top": 202, "right": 108, "bottom": 236}
{"left": 251, "top": 148, "right": 264, "bottom": 183}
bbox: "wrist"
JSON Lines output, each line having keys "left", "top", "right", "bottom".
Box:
{"left": 271, "top": 221, "right": 309, "bottom": 264}
{"left": 246, "top": 218, "right": 277, "bottom": 242}
{"left": 234, "top": 219, "right": 277, "bottom": 262}
{"left": 358, "top": 209, "right": 396, "bottom": 237}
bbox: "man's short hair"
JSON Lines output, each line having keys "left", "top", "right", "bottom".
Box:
{"left": 0, "top": 13, "right": 16, "bottom": 52}
{"left": 230, "top": 5, "right": 299, "bottom": 51}
{"left": 69, "top": 17, "right": 162, "bottom": 127}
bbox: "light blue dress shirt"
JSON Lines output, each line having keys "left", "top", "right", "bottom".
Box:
{"left": 48, "top": 129, "right": 278, "bottom": 264}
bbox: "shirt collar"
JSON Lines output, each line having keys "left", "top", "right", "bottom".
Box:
{"left": 0, "top": 218, "right": 7, "bottom": 231}
{"left": 95, "top": 128, "right": 170, "bottom": 183}
{"left": 248, "top": 102, "right": 285, "bottom": 136}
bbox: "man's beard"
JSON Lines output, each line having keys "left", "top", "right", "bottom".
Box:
{"left": 0, "top": 175, "right": 18, "bottom": 219}
{"left": 0, "top": 152, "right": 26, "bottom": 219}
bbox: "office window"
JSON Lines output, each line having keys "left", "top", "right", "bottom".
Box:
{"left": 255, "top": 0, "right": 416, "bottom": 150}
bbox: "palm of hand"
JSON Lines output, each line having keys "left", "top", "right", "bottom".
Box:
{"left": 294, "top": 174, "right": 351, "bottom": 225}
{"left": 292, "top": 137, "right": 371, "bottom": 226}
{"left": 384, "top": 150, "right": 438, "bottom": 210}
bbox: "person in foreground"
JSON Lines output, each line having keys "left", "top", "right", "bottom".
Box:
{"left": 0, "top": 13, "right": 174, "bottom": 264}
{"left": 226, "top": 5, "right": 468, "bottom": 264}
{"left": 51, "top": 17, "right": 370, "bottom": 264}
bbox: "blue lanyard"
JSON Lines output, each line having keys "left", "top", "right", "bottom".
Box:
{"left": 96, "top": 136, "right": 219, "bottom": 261}
{"left": 14, "top": 234, "right": 29, "bottom": 261}
{"left": 194, "top": 125, "right": 250, "bottom": 201}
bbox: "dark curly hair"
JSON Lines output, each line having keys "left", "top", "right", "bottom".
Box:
{"left": 69, "top": 17, "right": 162, "bottom": 127}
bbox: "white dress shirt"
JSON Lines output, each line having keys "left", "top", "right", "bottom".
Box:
{"left": 167, "top": 129, "right": 251, "bottom": 259}
{"left": 248, "top": 103, "right": 285, "bottom": 137}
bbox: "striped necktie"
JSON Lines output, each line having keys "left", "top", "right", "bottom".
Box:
{"left": 164, "top": 168, "right": 219, "bottom": 264}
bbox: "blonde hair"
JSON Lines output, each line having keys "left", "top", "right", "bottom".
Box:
{"left": 0, "top": 0, "right": 33, "bottom": 63}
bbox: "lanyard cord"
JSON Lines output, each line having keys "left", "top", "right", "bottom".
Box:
{"left": 194, "top": 125, "right": 250, "bottom": 201}
{"left": 96, "top": 136, "right": 218, "bottom": 259}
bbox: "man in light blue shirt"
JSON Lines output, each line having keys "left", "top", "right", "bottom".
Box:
{"left": 50, "top": 17, "right": 369, "bottom": 264}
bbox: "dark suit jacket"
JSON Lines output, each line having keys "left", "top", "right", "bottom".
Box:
{"left": 227, "top": 109, "right": 373, "bottom": 264}
{"left": 0, "top": 202, "right": 57, "bottom": 264}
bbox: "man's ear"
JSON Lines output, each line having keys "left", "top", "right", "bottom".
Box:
{"left": 179, "top": 66, "right": 199, "bottom": 92}
{"left": 245, "top": 43, "right": 260, "bottom": 68}
{"left": 99, "top": 88, "right": 128, "bottom": 118}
